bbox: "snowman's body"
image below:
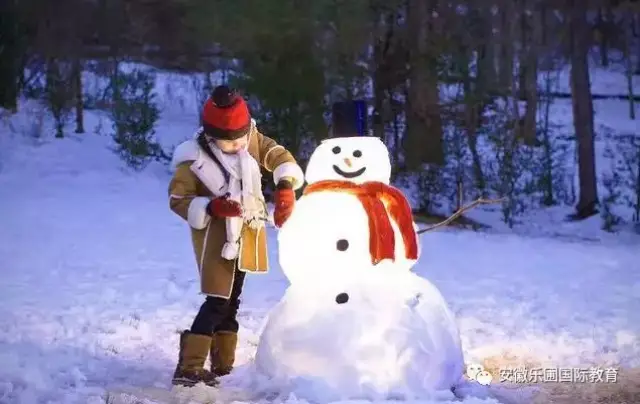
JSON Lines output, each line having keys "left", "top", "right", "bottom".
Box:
{"left": 279, "top": 190, "right": 418, "bottom": 279}
{"left": 277, "top": 191, "right": 405, "bottom": 286}
{"left": 254, "top": 270, "right": 465, "bottom": 400}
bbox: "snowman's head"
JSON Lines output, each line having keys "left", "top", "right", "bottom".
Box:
{"left": 278, "top": 192, "right": 379, "bottom": 288}
{"left": 305, "top": 137, "right": 392, "bottom": 185}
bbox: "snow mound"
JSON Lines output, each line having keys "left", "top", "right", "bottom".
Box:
{"left": 254, "top": 270, "right": 465, "bottom": 402}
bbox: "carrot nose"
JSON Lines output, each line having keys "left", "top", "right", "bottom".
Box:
{"left": 344, "top": 158, "right": 352, "bottom": 168}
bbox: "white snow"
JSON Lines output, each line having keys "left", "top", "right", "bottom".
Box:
{"left": 278, "top": 185, "right": 419, "bottom": 283}
{"left": 0, "top": 64, "right": 639, "bottom": 404}
{"left": 277, "top": 191, "right": 389, "bottom": 287}
{"left": 537, "top": 61, "right": 640, "bottom": 97}
{"left": 254, "top": 271, "right": 465, "bottom": 402}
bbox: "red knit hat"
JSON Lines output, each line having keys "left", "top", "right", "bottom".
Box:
{"left": 201, "top": 85, "right": 252, "bottom": 140}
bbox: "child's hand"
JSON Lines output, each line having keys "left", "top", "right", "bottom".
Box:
{"left": 274, "top": 180, "right": 295, "bottom": 228}
{"left": 208, "top": 194, "right": 243, "bottom": 218}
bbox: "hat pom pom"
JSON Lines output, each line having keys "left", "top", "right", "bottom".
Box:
{"left": 211, "top": 85, "right": 236, "bottom": 108}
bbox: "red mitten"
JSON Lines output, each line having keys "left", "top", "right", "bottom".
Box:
{"left": 274, "top": 181, "right": 295, "bottom": 228}
{"left": 208, "top": 194, "right": 243, "bottom": 218}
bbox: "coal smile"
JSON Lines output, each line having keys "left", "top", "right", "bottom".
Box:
{"left": 332, "top": 165, "right": 367, "bottom": 179}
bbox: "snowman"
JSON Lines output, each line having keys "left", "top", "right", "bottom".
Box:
{"left": 281, "top": 135, "right": 420, "bottom": 283}
{"left": 254, "top": 112, "right": 465, "bottom": 400}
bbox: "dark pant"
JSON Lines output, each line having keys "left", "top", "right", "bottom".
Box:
{"left": 190, "top": 269, "right": 246, "bottom": 336}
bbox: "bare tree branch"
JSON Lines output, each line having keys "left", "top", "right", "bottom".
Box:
{"left": 416, "top": 197, "right": 506, "bottom": 234}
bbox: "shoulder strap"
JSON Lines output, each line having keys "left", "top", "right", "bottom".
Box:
{"left": 196, "top": 131, "right": 231, "bottom": 185}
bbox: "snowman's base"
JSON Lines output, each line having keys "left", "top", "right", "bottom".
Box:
{"left": 255, "top": 272, "right": 466, "bottom": 402}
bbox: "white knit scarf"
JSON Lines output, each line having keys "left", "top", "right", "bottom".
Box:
{"left": 206, "top": 136, "right": 266, "bottom": 260}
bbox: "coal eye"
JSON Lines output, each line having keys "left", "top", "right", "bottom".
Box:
{"left": 353, "top": 150, "right": 362, "bottom": 158}
{"left": 336, "top": 239, "right": 349, "bottom": 251}
{"left": 332, "top": 146, "right": 341, "bottom": 154}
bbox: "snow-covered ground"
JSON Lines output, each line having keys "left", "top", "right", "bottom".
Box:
{"left": 1, "top": 63, "right": 639, "bottom": 403}
{"left": 459, "top": 95, "right": 640, "bottom": 242}
{"left": 538, "top": 59, "right": 640, "bottom": 97}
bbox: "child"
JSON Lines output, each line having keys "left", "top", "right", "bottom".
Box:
{"left": 168, "top": 85, "right": 304, "bottom": 386}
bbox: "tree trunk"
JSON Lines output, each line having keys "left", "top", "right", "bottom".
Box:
{"left": 72, "top": 57, "right": 85, "bottom": 133}
{"left": 605, "top": 4, "right": 615, "bottom": 65}
{"left": 372, "top": 60, "right": 386, "bottom": 139}
{"left": 624, "top": 14, "right": 636, "bottom": 120}
{"left": 371, "top": 11, "right": 391, "bottom": 140}
{"left": 569, "top": 0, "right": 598, "bottom": 218}
{"left": 404, "top": 0, "right": 444, "bottom": 169}
{"left": 497, "top": 1, "right": 515, "bottom": 95}
{"left": 477, "top": 3, "right": 497, "bottom": 95}
{"left": 462, "top": 46, "right": 487, "bottom": 195}
{"left": 518, "top": 2, "right": 528, "bottom": 101}
{"left": 500, "top": 0, "right": 520, "bottom": 134}
{"left": 597, "top": 8, "right": 610, "bottom": 67}
{"left": 541, "top": 71, "right": 555, "bottom": 206}
{"left": 521, "top": 2, "right": 540, "bottom": 146}
{"left": 541, "top": 3, "right": 548, "bottom": 48}
{"left": 392, "top": 98, "right": 401, "bottom": 177}
{"left": 46, "top": 59, "right": 65, "bottom": 139}
{"left": 0, "top": 0, "right": 21, "bottom": 112}
{"left": 636, "top": 13, "right": 640, "bottom": 74}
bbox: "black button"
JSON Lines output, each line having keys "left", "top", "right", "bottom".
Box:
{"left": 335, "top": 292, "right": 349, "bottom": 304}
{"left": 353, "top": 150, "right": 362, "bottom": 158}
{"left": 332, "top": 146, "right": 341, "bottom": 154}
{"left": 336, "top": 239, "right": 349, "bottom": 251}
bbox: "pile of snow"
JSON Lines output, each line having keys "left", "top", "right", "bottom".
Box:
{"left": 255, "top": 271, "right": 465, "bottom": 402}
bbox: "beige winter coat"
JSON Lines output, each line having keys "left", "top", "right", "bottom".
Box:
{"left": 168, "top": 123, "right": 303, "bottom": 298}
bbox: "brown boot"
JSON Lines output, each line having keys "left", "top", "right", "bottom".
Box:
{"left": 210, "top": 331, "right": 238, "bottom": 376}
{"left": 172, "top": 330, "right": 218, "bottom": 387}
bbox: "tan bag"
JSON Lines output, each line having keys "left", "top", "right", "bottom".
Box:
{"left": 237, "top": 224, "right": 269, "bottom": 273}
